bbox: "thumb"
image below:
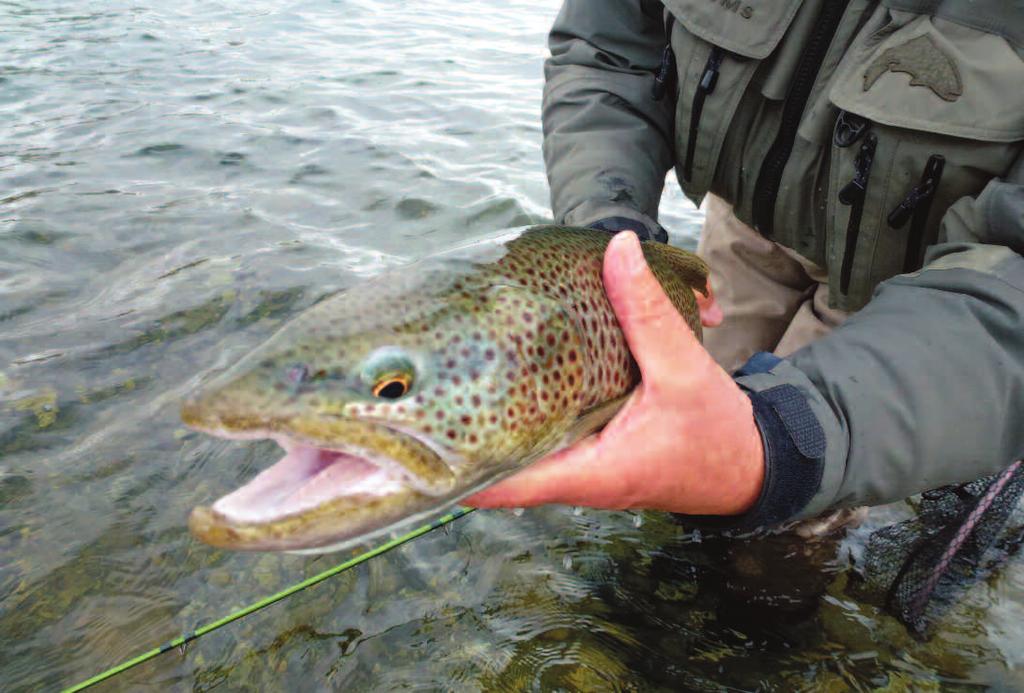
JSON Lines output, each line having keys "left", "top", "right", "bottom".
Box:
{"left": 603, "top": 231, "right": 703, "bottom": 376}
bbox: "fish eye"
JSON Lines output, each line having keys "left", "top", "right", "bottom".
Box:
{"left": 372, "top": 373, "right": 412, "bottom": 399}
{"left": 361, "top": 347, "right": 416, "bottom": 400}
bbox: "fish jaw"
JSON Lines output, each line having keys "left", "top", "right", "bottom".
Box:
{"left": 182, "top": 401, "right": 469, "bottom": 551}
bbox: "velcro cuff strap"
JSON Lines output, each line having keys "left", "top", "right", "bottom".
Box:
{"left": 740, "top": 384, "right": 826, "bottom": 527}
{"left": 588, "top": 216, "right": 669, "bottom": 243}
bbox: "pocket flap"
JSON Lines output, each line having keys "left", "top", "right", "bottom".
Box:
{"left": 829, "top": 15, "right": 1024, "bottom": 141}
{"left": 663, "top": 0, "right": 805, "bottom": 60}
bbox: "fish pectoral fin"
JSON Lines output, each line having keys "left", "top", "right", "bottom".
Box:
{"left": 559, "top": 394, "right": 631, "bottom": 448}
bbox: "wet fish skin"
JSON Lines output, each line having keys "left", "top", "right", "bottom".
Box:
{"left": 183, "top": 226, "right": 709, "bottom": 552}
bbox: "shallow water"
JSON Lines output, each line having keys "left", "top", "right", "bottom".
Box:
{"left": 1, "top": 1, "right": 1022, "bottom": 690}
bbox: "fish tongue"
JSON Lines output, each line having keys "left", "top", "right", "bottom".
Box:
{"left": 210, "top": 442, "right": 409, "bottom": 524}
{"left": 211, "top": 444, "right": 331, "bottom": 523}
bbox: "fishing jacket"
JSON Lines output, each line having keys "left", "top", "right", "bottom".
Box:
{"left": 542, "top": 0, "right": 1024, "bottom": 526}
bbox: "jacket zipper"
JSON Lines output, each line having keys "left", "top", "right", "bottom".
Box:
{"left": 888, "top": 155, "right": 946, "bottom": 272}
{"left": 838, "top": 132, "right": 877, "bottom": 294}
{"left": 682, "top": 46, "right": 724, "bottom": 182}
{"left": 752, "top": 0, "right": 850, "bottom": 237}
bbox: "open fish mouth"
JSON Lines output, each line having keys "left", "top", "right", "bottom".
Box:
{"left": 202, "top": 435, "right": 412, "bottom": 525}
{"left": 185, "top": 418, "right": 463, "bottom": 552}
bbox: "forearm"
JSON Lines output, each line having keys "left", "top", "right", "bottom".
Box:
{"left": 543, "top": 0, "right": 675, "bottom": 232}
{"left": 728, "top": 241, "right": 1024, "bottom": 528}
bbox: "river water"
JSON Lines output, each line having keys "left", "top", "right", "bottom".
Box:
{"left": 2, "top": 1, "right": 1023, "bottom": 690}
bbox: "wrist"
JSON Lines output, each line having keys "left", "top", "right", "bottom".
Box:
{"left": 672, "top": 352, "right": 827, "bottom": 532}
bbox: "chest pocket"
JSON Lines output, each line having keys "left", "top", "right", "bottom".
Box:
{"left": 662, "top": 0, "right": 806, "bottom": 204}
{"left": 824, "top": 7, "right": 1024, "bottom": 310}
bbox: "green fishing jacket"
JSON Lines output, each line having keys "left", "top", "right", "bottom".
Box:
{"left": 543, "top": 0, "right": 1024, "bottom": 519}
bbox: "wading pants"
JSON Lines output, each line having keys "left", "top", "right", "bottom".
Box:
{"left": 697, "top": 193, "right": 849, "bottom": 372}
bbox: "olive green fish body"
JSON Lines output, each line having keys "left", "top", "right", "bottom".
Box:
{"left": 184, "top": 226, "right": 707, "bottom": 552}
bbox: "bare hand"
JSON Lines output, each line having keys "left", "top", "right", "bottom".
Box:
{"left": 465, "top": 231, "right": 764, "bottom": 516}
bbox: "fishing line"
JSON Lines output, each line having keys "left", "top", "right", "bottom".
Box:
{"left": 62, "top": 507, "right": 475, "bottom": 692}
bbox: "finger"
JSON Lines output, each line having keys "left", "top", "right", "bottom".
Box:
{"left": 602, "top": 231, "right": 705, "bottom": 376}
{"left": 462, "top": 434, "right": 634, "bottom": 509}
{"left": 695, "top": 283, "right": 723, "bottom": 327}
{"left": 462, "top": 437, "right": 601, "bottom": 507}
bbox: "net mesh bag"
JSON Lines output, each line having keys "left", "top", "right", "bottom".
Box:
{"left": 859, "top": 460, "right": 1024, "bottom": 638}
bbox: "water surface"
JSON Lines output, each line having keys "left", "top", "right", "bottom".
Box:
{"left": 2, "top": 1, "right": 1022, "bottom": 690}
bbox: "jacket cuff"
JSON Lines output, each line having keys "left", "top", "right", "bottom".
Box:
{"left": 673, "top": 352, "right": 848, "bottom": 532}
{"left": 562, "top": 201, "right": 669, "bottom": 243}
{"left": 732, "top": 353, "right": 849, "bottom": 524}
{"left": 588, "top": 216, "right": 669, "bottom": 243}
{"left": 733, "top": 353, "right": 826, "bottom": 527}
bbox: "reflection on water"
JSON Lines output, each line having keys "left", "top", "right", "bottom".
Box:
{"left": 1, "top": 1, "right": 1021, "bottom": 690}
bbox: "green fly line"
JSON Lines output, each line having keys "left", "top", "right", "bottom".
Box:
{"left": 62, "top": 507, "right": 476, "bottom": 693}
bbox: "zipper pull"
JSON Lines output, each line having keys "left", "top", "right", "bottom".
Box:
{"left": 839, "top": 134, "right": 878, "bottom": 205}
{"left": 652, "top": 15, "right": 678, "bottom": 101}
{"left": 652, "top": 43, "right": 676, "bottom": 100}
{"left": 833, "top": 110, "right": 869, "bottom": 148}
{"left": 681, "top": 46, "right": 725, "bottom": 182}
{"left": 699, "top": 47, "right": 723, "bottom": 94}
{"left": 888, "top": 155, "right": 946, "bottom": 228}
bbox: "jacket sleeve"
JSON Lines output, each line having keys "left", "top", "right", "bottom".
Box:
{"left": 728, "top": 157, "right": 1024, "bottom": 525}
{"left": 543, "top": 0, "right": 675, "bottom": 236}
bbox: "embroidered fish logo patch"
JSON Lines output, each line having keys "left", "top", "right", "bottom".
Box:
{"left": 863, "top": 34, "right": 962, "bottom": 102}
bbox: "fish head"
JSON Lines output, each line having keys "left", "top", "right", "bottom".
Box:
{"left": 183, "top": 262, "right": 586, "bottom": 551}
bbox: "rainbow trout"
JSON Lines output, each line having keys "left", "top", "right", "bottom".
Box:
{"left": 183, "top": 226, "right": 708, "bottom": 552}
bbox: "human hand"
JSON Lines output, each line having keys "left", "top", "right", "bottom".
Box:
{"left": 465, "top": 231, "right": 764, "bottom": 515}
